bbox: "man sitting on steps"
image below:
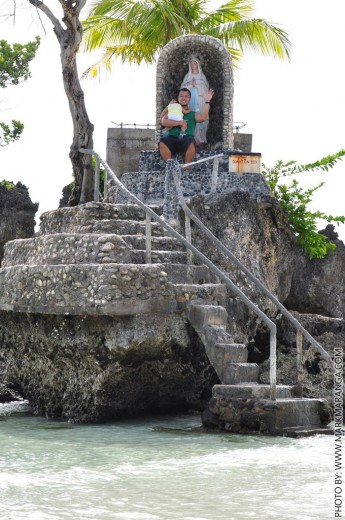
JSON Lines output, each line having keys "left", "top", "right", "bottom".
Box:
{"left": 159, "top": 87, "right": 214, "bottom": 165}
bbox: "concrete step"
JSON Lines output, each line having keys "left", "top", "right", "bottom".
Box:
{"left": 212, "top": 384, "right": 293, "bottom": 399}
{"left": 123, "top": 235, "right": 184, "bottom": 251}
{"left": 162, "top": 264, "right": 216, "bottom": 285}
{"left": 39, "top": 219, "right": 166, "bottom": 237}
{"left": 3, "top": 233, "right": 188, "bottom": 267}
{"left": 208, "top": 343, "right": 248, "bottom": 379}
{"left": 70, "top": 219, "right": 166, "bottom": 237}
{"left": 273, "top": 426, "right": 334, "bottom": 438}
{"left": 203, "top": 324, "right": 233, "bottom": 347}
{"left": 188, "top": 304, "right": 228, "bottom": 329}
{"left": 2, "top": 233, "right": 133, "bottom": 267}
{"left": 132, "top": 250, "right": 188, "bottom": 264}
{"left": 221, "top": 362, "right": 260, "bottom": 384}
{"left": 202, "top": 395, "right": 332, "bottom": 435}
{"left": 213, "top": 343, "right": 248, "bottom": 365}
{"left": 269, "top": 398, "right": 332, "bottom": 429}
{"left": 175, "top": 285, "right": 227, "bottom": 309}
{"left": 39, "top": 205, "right": 166, "bottom": 236}
{"left": 186, "top": 303, "right": 261, "bottom": 385}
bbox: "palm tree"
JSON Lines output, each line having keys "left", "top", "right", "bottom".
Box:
{"left": 81, "top": 0, "right": 291, "bottom": 77}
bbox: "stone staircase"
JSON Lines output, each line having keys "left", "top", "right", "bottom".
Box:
{"left": 0, "top": 202, "right": 225, "bottom": 317}
{"left": 0, "top": 201, "right": 333, "bottom": 435}
{"left": 188, "top": 303, "right": 259, "bottom": 385}
{"left": 186, "top": 300, "right": 332, "bottom": 436}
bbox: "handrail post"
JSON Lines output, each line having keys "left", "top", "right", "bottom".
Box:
{"left": 185, "top": 214, "right": 193, "bottom": 264}
{"left": 296, "top": 330, "right": 303, "bottom": 397}
{"left": 103, "top": 167, "right": 108, "bottom": 201}
{"left": 210, "top": 157, "right": 219, "bottom": 193}
{"left": 94, "top": 155, "right": 100, "bottom": 202}
{"left": 145, "top": 212, "right": 152, "bottom": 264}
{"left": 269, "top": 324, "right": 277, "bottom": 400}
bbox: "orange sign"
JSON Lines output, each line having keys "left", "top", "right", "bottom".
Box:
{"left": 229, "top": 154, "right": 261, "bottom": 174}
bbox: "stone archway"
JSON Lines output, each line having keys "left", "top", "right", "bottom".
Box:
{"left": 156, "top": 34, "right": 234, "bottom": 150}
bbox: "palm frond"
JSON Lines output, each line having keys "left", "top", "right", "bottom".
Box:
{"left": 81, "top": 0, "right": 292, "bottom": 77}
{"left": 204, "top": 19, "right": 292, "bottom": 60}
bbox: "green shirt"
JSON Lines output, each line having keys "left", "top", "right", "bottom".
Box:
{"left": 168, "top": 111, "right": 196, "bottom": 137}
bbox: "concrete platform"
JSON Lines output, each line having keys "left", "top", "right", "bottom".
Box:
{"left": 202, "top": 393, "right": 332, "bottom": 436}
{"left": 213, "top": 384, "right": 293, "bottom": 399}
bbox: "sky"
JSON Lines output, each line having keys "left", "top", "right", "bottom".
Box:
{"left": 1, "top": 0, "right": 345, "bottom": 241}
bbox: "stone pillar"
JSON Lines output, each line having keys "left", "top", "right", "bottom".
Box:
{"left": 163, "top": 160, "right": 180, "bottom": 221}
{"left": 106, "top": 128, "right": 155, "bottom": 178}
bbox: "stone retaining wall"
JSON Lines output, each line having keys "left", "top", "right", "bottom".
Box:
{"left": 2, "top": 234, "right": 133, "bottom": 267}
{"left": 0, "top": 264, "right": 175, "bottom": 316}
{"left": 138, "top": 150, "right": 230, "bottom": 173}
{"left": 114, "top": 169, "right": 271, "bottom": 208}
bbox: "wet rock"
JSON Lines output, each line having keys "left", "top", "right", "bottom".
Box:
{"left": 0, "top": 311, "right": 218, "bottom": 422}
{"left": 258, "top": 311, "right": 344, "bottom": 410}
{"left": 285, "top": 225, "right": 345, "bottom": 318}
{"left": 0, "top": 181, "right": 38, "bottom": 264}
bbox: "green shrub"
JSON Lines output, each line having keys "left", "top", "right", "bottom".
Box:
{"left": 0, "top": 180, "right": 15, "bottom": 190}
{"left": 262, "top": 150, "right": 345, "bottom": 259}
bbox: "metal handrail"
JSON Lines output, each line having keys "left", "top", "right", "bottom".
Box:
{"left": 80, "top": 149, "right": 333, "bottom": 401}
{"left": 168, "top": 158, "right": 332, "bottom": 370}
{"left": 80, "top": 148, "right": 278, "bottom": 399}
{"left": 110, "top": 121, "right": 247, "bottom": 131}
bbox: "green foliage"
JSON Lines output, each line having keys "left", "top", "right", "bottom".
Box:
{"left": 99, "top": 167, "right": 106, "bottom": 196}
{"left": 0, "top": 37, "right": 40, "bottom": 147}
{"left": 262, "top": 150, "right": 345, "bottom": 259}
{"left": 0, "top": 37, "right": 40, "bottom": 88}
{"left": 67, "top": 157, "right": 106, "bottom": 196}
{"left": 0, "top": 120, "right": 24, "bottom": 147}
{"left": 82, "top": 0, "right": 291, "bottom": 77}
{"left": 0, "top": 180, "right": 15, "bottom": 189}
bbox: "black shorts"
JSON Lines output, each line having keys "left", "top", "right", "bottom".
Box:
{"left": 159, "top": 135, "right": 196, "bottom": 155}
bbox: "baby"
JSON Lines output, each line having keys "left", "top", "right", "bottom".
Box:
{"left": 162, "top": 99, "right": 185, "bottom": 138}
{"left": 167, "top": 101, "right": 183, "bottom": 122}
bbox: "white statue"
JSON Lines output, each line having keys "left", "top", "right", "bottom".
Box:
{"left": 181, "top": 58, "right": 209, "bottom": 144}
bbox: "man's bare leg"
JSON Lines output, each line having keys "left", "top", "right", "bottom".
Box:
{"left": 184, "top": 142, "right": 196, "bottom": 164}
{"left": 159, "top": 142, "right": 172, "bottom": 161}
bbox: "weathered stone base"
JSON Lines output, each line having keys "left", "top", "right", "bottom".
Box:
{"left": 0, "top": 310, "right": 218, "bottom": 423}
{"left": 202, "top": 393, "right": 332, "bottom": 436}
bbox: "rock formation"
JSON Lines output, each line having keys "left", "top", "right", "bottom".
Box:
{"left": 0, "top": 192, "right": 343, "bottom": 423}
{"left": 286, "top": 225, "right": 345, "bottom": 319}
{"left": 0, "top": 181, "right": 38, "bottom": 264}
{"left": 0, "top": 310, "right": 217, "bottom": 421}
{"left": 0, "top": 31, "right": 343, "bottom": 428}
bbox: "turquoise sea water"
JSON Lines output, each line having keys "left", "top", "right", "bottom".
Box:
{"left": 0, "top": 402, "right": 334, "bottom": 520}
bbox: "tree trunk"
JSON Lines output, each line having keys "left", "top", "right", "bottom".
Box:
{"left": 29, "top": 0, "right": 94, "bottom": 205}
{"left": 60, "top": 34, "right": 94, "bottom": 205}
